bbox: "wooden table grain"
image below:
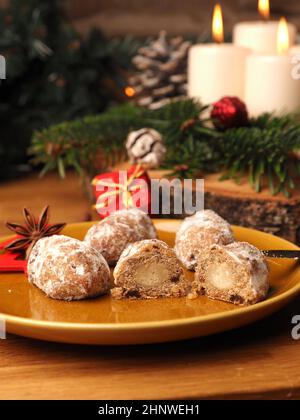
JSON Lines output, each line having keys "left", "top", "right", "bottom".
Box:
{"left": 0, "top": 172, "right": 300, "bottom": 400}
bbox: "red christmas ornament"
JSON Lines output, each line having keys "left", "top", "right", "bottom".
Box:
{"left": 211, "top": 97, "right": 249, "bottom": 130}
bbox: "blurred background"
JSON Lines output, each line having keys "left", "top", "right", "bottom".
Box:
{"left": 1, "top": 0, "right": 300, "bottom": 34}
{"left": 68, "top": 0, "right": 300, "bottom": 36}
{"left": 0, "top": 0, "right": 299, "bottom": 180}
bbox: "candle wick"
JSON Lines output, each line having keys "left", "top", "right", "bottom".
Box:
{"left": 259, "top": 13, "right": 269, "bottom": 22}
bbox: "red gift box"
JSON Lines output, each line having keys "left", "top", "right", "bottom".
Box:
{"left": 92, "top": 165, "right": 151, "bottom": 219}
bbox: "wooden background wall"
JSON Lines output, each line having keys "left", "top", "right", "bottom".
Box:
{"left": 67, "top": 0, "right": 300, "bottom": 36}
{"left": 0, "top": 0, "right": 300, "bottom": 36}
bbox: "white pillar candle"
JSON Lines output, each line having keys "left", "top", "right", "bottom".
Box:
{"left": 188, "top": 44, "right": 250, "bottom": 103}
{"left": 234, "top": 21, "right": 297, "bottom": 54}
{"left": 290, "top": 46, "right": 300, "bottom": 81}
{"left": 234, "top": 0, "right": 297, "bottom": 54}
{"left": 245, "top": 54, "right": 300, "bottom": 116}
{"left": 188, "top": 3, "right": 250, "bottom": 104}
{"left": 245, "top": 19, "right": 300, "bottom": 116}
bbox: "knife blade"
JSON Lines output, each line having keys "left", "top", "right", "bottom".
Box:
{"left": 262, "top": 250, "right": 300, "bottom": 259}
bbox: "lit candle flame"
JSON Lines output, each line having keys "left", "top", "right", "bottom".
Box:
{"left": 277, "top": 17, "right": 290, "bottom": 55}
{"left": 212, "top": 3, "right": 224, "bottom": 44}
{"left": 124, "top": 86, "right": 135, "bottom": 98}
{"left": 258, "top": 0, "right": 270, "bottom": 20}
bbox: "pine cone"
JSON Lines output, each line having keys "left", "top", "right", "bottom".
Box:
{"left": 129, "top": 31, "right": 191, "bottom": 110}
{"left": 126, "top": 128, "right": 166, "bottom": 169}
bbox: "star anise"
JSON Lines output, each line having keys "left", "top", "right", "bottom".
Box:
{"left": 5, "top": 206, "right": 66, "bottom": 259}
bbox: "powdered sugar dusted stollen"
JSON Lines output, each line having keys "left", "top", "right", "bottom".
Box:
{"left": 27, "top": 235, "right": 110, "bottom": 301}
{"left": 193, "top": 241, "right": 269, "bottom": 306}
{"left": 175, "top": 210, "right": 235, "bottom": 270}
{"left": 84, "top": 208, "right": 157, "bottom": 266}
{"left": 112, "top": 239, "right": 189, "bottom": 299}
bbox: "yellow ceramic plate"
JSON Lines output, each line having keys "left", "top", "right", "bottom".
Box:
{"left": 0, "top": 220, "right": 300, "bottom": 345}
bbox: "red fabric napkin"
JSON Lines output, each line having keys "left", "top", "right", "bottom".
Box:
{"left": 0, "top": 238, "right": 27, "bottom": 273}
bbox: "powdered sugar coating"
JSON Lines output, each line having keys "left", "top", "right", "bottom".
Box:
{"left": 27, "top": 235, "right": 110, "bottom": 301}
{"left": 126, "top": 128, "right": 166, "bottom": 169}
{"left": 175, "top": 210, "right": 235, "bottom": 270}
{"left": 84, "top": 208, "right": 157, "bottom": 265}
{"left": 224, "top": 242, "right": 269, "bottom": 298}
{"left": 111, "top": 208, "right": 157, "bottom": 239}
{"left": 115, "top": 239, "right": 170, "bottom": 275}
{"left": 194, "top": 241, "right": 269, "bottom": 306}
{"left": 113, "top": 239, "right": 189, "bottom": 300}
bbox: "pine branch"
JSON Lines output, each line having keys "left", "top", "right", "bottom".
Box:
{"left": 220, "top": 115, "right": 300, "bottom": 196}
{"left": 30, "top": 99, "right": 209, "bottom": 177}
{"left": 30, "top": 100, "right": 300, "bottom": 196}
{"left": 0, "top": 0, "right": 142, "bottom": 180}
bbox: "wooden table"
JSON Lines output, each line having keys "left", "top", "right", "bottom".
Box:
{"left": 0, "top": 172, "right": 300, "bottom": 400}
